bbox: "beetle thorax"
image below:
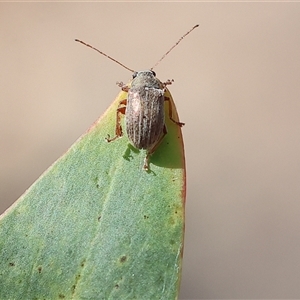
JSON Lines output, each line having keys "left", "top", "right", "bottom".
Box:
{"left": 131, "top": 70, "right": 162, "bottom": 90}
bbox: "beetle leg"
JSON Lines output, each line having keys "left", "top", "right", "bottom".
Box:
{"left": 164, "top": 97, "right": 185, "bottom": 127}
{"left": 143, "top": 125, "right": 168, "bottom": 170}
{"left": 162, "top": 79, "right": 174, "bottom": 87}
{"left": 116, "top": 81, "right": 130, "bottom": 92}
{"left": 161, "top": 79, "right": 184, "bottom": 126}
{"left": 106, "top": 99, "right": 127, "bottom": 142}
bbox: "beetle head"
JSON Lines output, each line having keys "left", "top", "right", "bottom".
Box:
{"left": 132, "top": 70, "right": 156, "bottom": 79}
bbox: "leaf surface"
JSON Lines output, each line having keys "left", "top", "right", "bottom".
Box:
{"left": 0, "top": 86, "right": 186, "bottom": 299}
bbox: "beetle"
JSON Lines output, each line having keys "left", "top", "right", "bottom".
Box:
{"left": 106, "top": 70, "right": 184, "bottom": 170}
{"left": 75, "top": 24, "right": 198, "bottom": 170}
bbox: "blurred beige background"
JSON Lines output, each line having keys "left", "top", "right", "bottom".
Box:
{"left": 1, "top": 3, "right": 300, "bottom": 299}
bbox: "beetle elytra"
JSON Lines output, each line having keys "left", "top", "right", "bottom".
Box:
{"left": 75, "top": 25, "right": 198, "bottom": 170}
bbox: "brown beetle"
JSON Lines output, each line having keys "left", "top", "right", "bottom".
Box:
{"left": 75, "top": 25, "right": 198, "bottom": 170}
{"left": 106, "top": 70, "right": 184, "bottom": 170}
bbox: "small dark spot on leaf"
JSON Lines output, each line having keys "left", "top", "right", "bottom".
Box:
{"left": 96, "top": 184, "right": 100, "bottom": 188}
{"left": 71, "top": 285, "right": 76, "bottom": 293}
{"left": 115, "top": 284, "right": 119, "bottom": 289}
{"left": 175, "top": 210, "right": 178, "bottom": 214}
{"left": 98, "top": 215, "right": 101, "bottom": 221}
{"left": 81, "top": 259, "right": 86, "bottom": 267}
{"left": 9, "top": 262, "right": 15, "bottom": 267}
{"left": 120, "top": 255, "right": 127, "bottom": 263}
{"left": 143, "top": 215, "right": 149, "bottom": 219}
{"left": 37, "top": 266, "right": 42, "bottom": 273}
{"left": 58, "top": 294, "right": 65, "bottom": 299}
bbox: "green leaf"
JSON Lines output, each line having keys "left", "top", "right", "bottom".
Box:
{"left": 0, "top": 87, "right": 186, "bottom": 299}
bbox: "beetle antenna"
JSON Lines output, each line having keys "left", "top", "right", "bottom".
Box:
{"left": 75, "top": 39, "right": 135, "bottom": 73}
{"left": 150, "top": 24, "right": 199, "bottom": 71}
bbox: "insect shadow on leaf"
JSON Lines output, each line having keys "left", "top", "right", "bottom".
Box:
{"left": 122, "top": 143, "right": 140, "bottom": 162}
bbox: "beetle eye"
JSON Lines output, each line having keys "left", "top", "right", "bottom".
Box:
{"left": 151, "top": 70, "right": 156, "bottom": 77}
{"left": 132, "top": 72, "right": 138, "bottom": 79}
